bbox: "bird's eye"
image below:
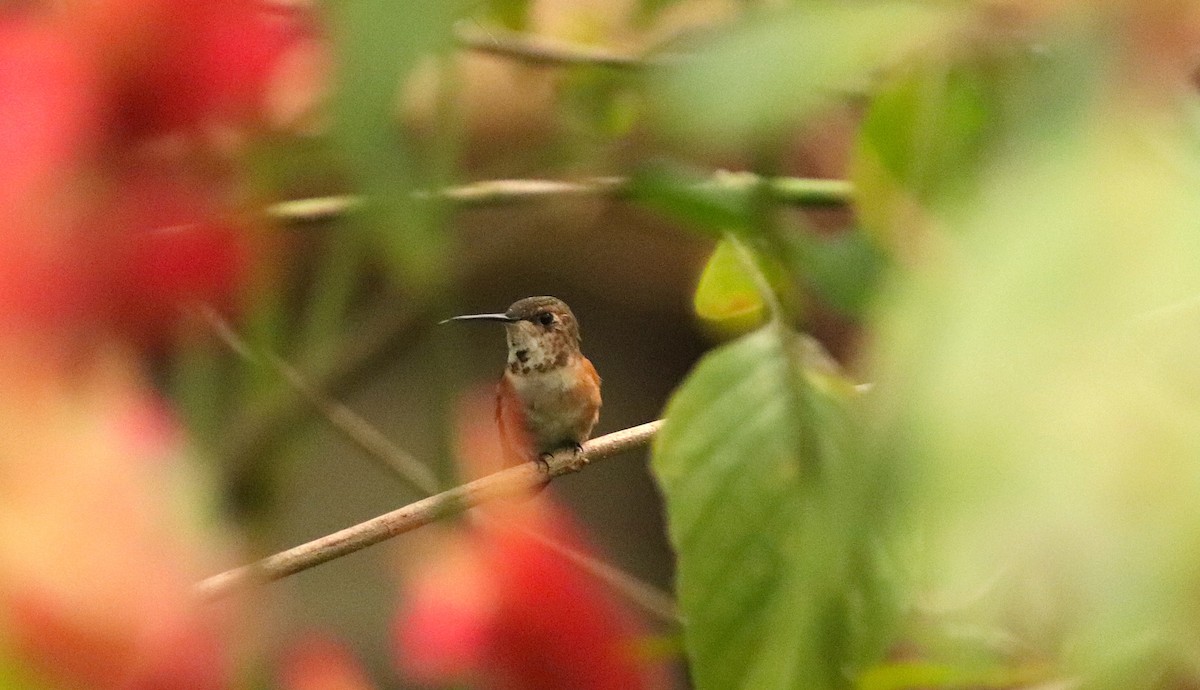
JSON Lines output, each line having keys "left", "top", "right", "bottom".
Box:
{"left": 537, "top": 312, "right": 555, "bottom": 326}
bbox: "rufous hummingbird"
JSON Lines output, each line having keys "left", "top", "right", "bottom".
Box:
{"left": 441, "top": 296, "right": 602, "bottom": 468}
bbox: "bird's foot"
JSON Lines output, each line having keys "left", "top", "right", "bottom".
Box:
{"left": 533, "top": 444, "right": 589, "bottom": 475}
{"left": 565, "top": 443, "right": 589, "bottom": 472}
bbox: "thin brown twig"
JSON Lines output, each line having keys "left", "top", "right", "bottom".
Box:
{"left": 424, "top": 176, "right": 627, "bottom": 206}
{"left": 218, "top": 300, "right": 436, "bottom": 484}
{"left": 201, "top": 308, "right": 441, "bottom": 496}
{"left": 196, "top": 420, "right": 663, "bottom": 600}
{"left": 265, "top": 175, "right": 853, "bottom": 224}
{"left": 455, "top": 22, "right": 653, "bottom": 70}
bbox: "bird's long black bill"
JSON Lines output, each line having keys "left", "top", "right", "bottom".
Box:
{"left": 438, "top": 313, "right": 517, "bottom": 325}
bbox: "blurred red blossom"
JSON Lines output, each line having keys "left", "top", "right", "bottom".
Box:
{"left": 0, "top": 15, "right": 98, "bottom": 211}
{"left": 0, "top": 14, "right": 100, "bottom": 335}
{"left": 393, "top": 499, "right": 668, "bottom": 690}
{"left": 279, "top": 634, "right": 379, "bottom": 690}
{"left": 0, "top": 0, "right": 307, "bottom": 681}
{"left": 0, "top": 350, "right": 240, "bottom": 690}
{"left": 97, "top": 164, "right": 259, "bottom": 345}
{"left": 0, "top": 0, "right": 318, "bottom": 344}
{"left": 102, "top": 0, "right": 322, "bottom": 136}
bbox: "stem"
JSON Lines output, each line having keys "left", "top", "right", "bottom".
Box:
{"left": 266, "top": 175, "right": 852, "bottom": 224}
{"left": 455, "top": 22, "right": 654, "bottom": 70}
{"left": 203, "top": 309, "right": 441, "bottom": 495}
{"left": 196, "top": 421, "right": 663, "bottom": 599}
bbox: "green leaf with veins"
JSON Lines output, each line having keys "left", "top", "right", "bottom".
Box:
{"left": 653, "top": 325, "right": 895, "bottom": 689}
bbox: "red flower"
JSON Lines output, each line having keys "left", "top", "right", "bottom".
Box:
{"left": 279, "top": 633, "right": 379, "bottom": 690}
{"left": 394, "top": 500, "right": 667, "bottom": 690}
{"left": 0, "top": 15, "right": 98, "bottom": 206}
{"left": 97, "top": 165, "right": 258, "bottom": 344}
{"left": 107, "top": 0, "right": 321, "bottom": 136}
{"left": 0, "top": 14, "right": 101, "bottom": 334}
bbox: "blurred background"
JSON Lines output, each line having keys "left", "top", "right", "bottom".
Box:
{"left": 5, "top": 0, "right": 1200, "bottom": 688}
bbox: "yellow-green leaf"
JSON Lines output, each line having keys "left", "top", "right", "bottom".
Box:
{"left": 693, "top": 239, "right": 769, "bottom": 335}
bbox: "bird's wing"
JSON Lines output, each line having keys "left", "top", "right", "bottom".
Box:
{"left": 579, "top": 356, "right": 602, "bottom": 411}
{"left": 495, "top": 373, "right": 534, "bottom": 466}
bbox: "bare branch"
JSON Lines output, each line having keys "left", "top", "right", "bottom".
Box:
{"left": 218, "top": 300, "right": 437, "bottom": 480}
{"left": 455, "top": 23, "right": 653, "bottom": 70}
{"left": 423, "top": 176, "right": 626, "bottom": 207}
{"left": 196, "top": 420, "right": 663, "bottom": 600}
{"left": 202, "top": 308, "right": 441, "bottom": 496}
{"left": 266, "top": 175, "right": 852, "bottom": 224}
{"left": 265, "top": 195, "right": 361, "bottom": 224}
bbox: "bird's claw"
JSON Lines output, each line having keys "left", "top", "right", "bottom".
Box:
{"left": 534, "top": 445, "right": 588, "bottom": 474}
{"left": 565, "top": 443, "right": 589, "bottom": 472}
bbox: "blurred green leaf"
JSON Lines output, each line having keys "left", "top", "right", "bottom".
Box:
{"left": 654, "top": 1, "right": 963, "bottom": 144}
{"left": 296, "top": 233, "right": 368, "bottom": 354}
{"left": 329, "top": 0, "right": 467, "bottom": 287}
{"left": 630, "top": 163, "right": 755, "bottom": 234}
{"left": 653, "top": 325, "right": 893, "bottom": 689}
{"left": 562, "top": 67, "right": 644, "bottom": 143}
{"left": 866, "top": 33, "right": 1200, "bottom": 689}
{"left": 853, "top": 56, "right": 1000, "bottom": 243}
{"left": 171, "top": 332, "right": 231, "bottom": 447}
{"left": 782, "top": 225, "right": 887, "bottom": 316}
{"left": 857, "top": 660, "right": 1049, "bottom": 689}
{"left": 693, "top": 239, "right": 771, "bottom": 334}
{"left": 483, "top": 0, "right": 530, "bottom": 30}
{"left": 633, "top": 0, "right": 686, "bottom": 27}
{"left": 857, "top": 661, "right": 955, "bottom": 689}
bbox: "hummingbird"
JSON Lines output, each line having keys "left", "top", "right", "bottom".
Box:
{"left": 441, "top": 296, "right": 602, "bottom": 468}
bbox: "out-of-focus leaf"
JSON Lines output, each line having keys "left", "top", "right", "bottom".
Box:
{"left": 630, "top": 163, "right": 755, "bottom": 234}
{"left": 857, "top": 660, "right": 1050, "bottom": 689}
{"left": 693, "top": 239, "right": 770, "bottom": 335}
{"left": 562, "top": 67, "right": 643, "bottom": 142}
{"left": 782, "top": 225, "right": 887, "bottom": 317}
{"left": 653, "top": 325, "right": 894, "bottom": 689}
{"left": 654, "top": 1, "right": 963, "bottom": 144}
{"left": 484, "top": 0, "right": 531, "bottom": 30}
{"left": 329, "top": 0, "right": 467, "bottom": 287}
{"left": 867, "top": 34, "right": 1200, "bottom": 688}
{"left": 853, "top": 56, "right": 1000, "bottom": 245}
{"left": 857, "top": 661, "right": 955, "bottom": 689}
{"left": 633, "top": 0, "right": 687, "bottom": 27}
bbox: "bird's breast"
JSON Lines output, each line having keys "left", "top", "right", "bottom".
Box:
{"left": 506, "top": 358, "right": 600, "bottom": 449}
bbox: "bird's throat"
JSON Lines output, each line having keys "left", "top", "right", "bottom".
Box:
{"left": 506, "top": 334, "right": 574, "bottom": 375}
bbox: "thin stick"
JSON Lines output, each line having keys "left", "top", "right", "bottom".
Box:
{"left": 218, "top": 301, "right": 436, "bottom": 475}
{"left": 424, "top": 176, "right": 626, "bottom": 207}
{"left": 202, "top": 309, "right": 441, "bottom": 496}
{"left": 265, "top": 175, "right": 852, "bottom": 224}
{"left": 455, "top": 23, "right": 652, "bottom": 70}
{"left": 196, "top": 420, "right": 663, "bottom": 599}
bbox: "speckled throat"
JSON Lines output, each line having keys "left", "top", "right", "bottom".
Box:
{"left": 506, "top": 326, "right": 576, "bottom": 374}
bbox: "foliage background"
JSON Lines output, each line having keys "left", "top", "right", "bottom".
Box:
{"left": 4, "top": 0, "right": 1200, "bottom": 688}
